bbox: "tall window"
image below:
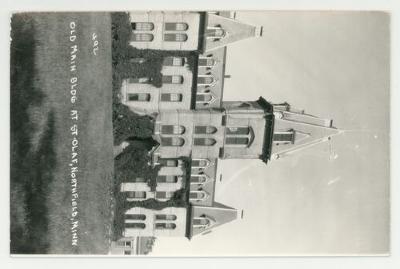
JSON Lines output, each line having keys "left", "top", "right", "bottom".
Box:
{"left": 206, "top": 25, "right": 226, "bottom": 39}
{"left": 131, "top": 33, "right": 154, "bottom": 42}
{"left": 191, "top": 159, "right": 210, "bottom": 168}
{"left": 161, "top": 137, "right": 185, "bottom": 147}
{"left": 125, "top": 214, "right": 146, "bottom": 220}
{"left": 164, "top": 22, "right": 189, "bottom": 31}
{"left": 157, "top": 175, "right": 179, "bottom": 183}
{"left": 155, "top": 223, "right": 176, "bottom": 230}
{"left": 162, "top": 75, "right": 184, "bottom": 84}
{"left": 131, "top": 22, "right": 154, "bottom": 31}
{"left": 163, "top": 33, "right": 188, "bottom": 42}
{"left": 197, "top": 75, "right": 215, "bottom": 86}
{"left": 155, "top": 214, "right": 177, "bottom": 221}
{"left": 273, "top": 130, "right": 295, "bottom": 144}
{"left": 194, "top": 126, "right": 217, "bottom": 134}
{"left": 225, "top": 126, "right": 252, "bottom": 146}
{"left": 194, "top": 138, "right": 216, "bottom": 146}
{"left": 225, "top": 137, "right": 249, "bottom": 145}
{"left": 193, "top": 217, "right": 211, "bottom": 227}
{"left": 128, "top": 93, "right": 150, "bottom": 102}
{"left": 161, "top": 93, "right": 183, "bottom": 102}
{"left": 189, "top": 190, "right": 208, "bottom": 201}
{"left": 126, "top": 191, "right": 146, "bottom": 199}
{"left": 161, "top": 125, "right": 185, "bottom": 135}
{"left": 125, "top": 223, "right": 146, "bottom": 229}
{"left": 226, "top": 127, "right": 250, "bottom": 135}
{"left": 198, "top": 57, "right": 216, "bottom": 67}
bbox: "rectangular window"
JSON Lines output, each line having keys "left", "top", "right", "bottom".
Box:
{"left": 125, "top": 223, "right": 145, "bottom": 229}
{"left": 163, "top": 57, "right": 185, "bottom": 66}
{"left": 161, "top": 93, "right": 183, "bottom": 102}
{"left": 128, "top": 93, "right": 150, "bottom": 102}
{"left": 127, "top": 191, "right": 146, "bottom": 199}
{"left": 163, "top": 33, "right": 188, "bottom": 42}
{"left": 273, "top": 132, "right": 294, "bottom": 143}
{"left": 158, "top": 159, "right": 179, "bottom": 167}
{"left": 225, "top": 137, "right": 249, "bottom": 145}
{"left": 162, "top": 75, "right": 184, "bottom": 84}
{"left": 157, "top": 175, "right": 178, "bottom": 183}
{"left": 124, "top": 250, "right": 131, "bottom": 255}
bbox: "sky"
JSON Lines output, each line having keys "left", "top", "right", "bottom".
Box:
{"left": 151, "top": 11, "right": 390, "bottom": 256}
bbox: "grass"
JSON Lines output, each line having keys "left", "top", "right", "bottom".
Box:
{"left": 10, "top": 13, "right": 114, "bottom": 254}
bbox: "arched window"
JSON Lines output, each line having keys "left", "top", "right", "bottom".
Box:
{"left": 193, "top": 217, "right": 210, "bottom": 227}
{"left": 161, "top": 137, "right": 185, "bottom": 147}
{"left": 162, "top": 75, "right": 184, "bottom": 84}
{"left": 164, "top": 22, "right": 189, "bottom": 31}
{"left": 163, "top": 33, "right": 188, "bottom": 42}
{"left": 194, "top": 138, "right": 216, "bottom": 146}
{"left": 189, "top": 191, "right": 208, "bottom": 201}
{"left": 126, "top": 191, "right": 146, "bottom": 199}
{"left": 128, "top": 93, "right": 150, "bottom": 102}
{"left": 161, "top": 93, "right": 183, "bottom": 102}
{"left": 131, "top": 22, "right": 154, "bottom": 31}
{"left": 155, "top": 223, "right": 176, "bottom": 230}
{"left": 197, "top": 75, "right": 215, "bottom": 86}
{"left": 206, "top": 25, "right": 226, "bottom": 39}
{"left": 132, "top": 33, "right": 154, "bottom": 42}
{"left": 161, "top": 125, "right": 185, "bottom": 135}
{"left": 190, "top": 175, "right": 208, "bottom": 184}
{"left": 198, "top": 57, "right": 216, "bottom": 67}
{"left": 194, "top": 126, "right": 217, "bottom": 134}
{"left": 125, "top": 223, "right": 146, "bottom": 229}
{"left": 155, "top": 214, "right": 177, "bottom": 221}
{"left": 157, "top": 175, "right": 179, "bottom": 183}
{"left": 125, "top": 214, "right": 146, "bottom": 220}
{"left": 191, "top": 159, "right": 210, "bottom": 168}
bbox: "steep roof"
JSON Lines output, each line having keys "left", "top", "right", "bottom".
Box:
{"left": 188, "top": 202, "right": 238, "bottom": 238}
{"left": 202, "top": 13, "right": 263, "bottom": 52}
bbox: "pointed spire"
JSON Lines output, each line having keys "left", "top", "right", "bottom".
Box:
{"left": 270, "top": 103, "right": 343, "bottom": 160}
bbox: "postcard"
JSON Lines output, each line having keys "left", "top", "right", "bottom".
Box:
{"left": 10, "top": 11, "right": 390, "bottom": 256}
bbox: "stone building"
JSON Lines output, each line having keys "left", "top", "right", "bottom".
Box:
{"left": 113, "top": 11, "right": 340, "bottom": 254}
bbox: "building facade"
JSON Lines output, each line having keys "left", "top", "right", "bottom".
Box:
{"left": 113, "top": 11, "right": 340, "bottom": 254}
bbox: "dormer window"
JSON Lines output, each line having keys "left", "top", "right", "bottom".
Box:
{"left": 197, "top": 75, "right": 216, "bottom": 86}
{"left": 191, "top": 159, "right": 211, "bottom": 168}
{"left": 189, "top": 190, "right": 208, "bottom": 202}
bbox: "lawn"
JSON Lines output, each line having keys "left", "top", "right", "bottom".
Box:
{"left": 10, "top": 13, "right": 114, "bottom": 254}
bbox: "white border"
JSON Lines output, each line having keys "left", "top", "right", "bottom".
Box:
{"left": 1, "top": 0, "right": 399, "bottom": 269}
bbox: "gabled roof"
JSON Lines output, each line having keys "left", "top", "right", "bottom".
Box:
{"left": 188, "top": 202, "right": 238, "bottom": 238}
{"left": 202, "top": 13, "right": 263, "bottom": 52}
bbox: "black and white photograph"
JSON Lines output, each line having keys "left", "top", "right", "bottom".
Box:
{"left": 9, "top": 10, "right": 390, "bottom": 256}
